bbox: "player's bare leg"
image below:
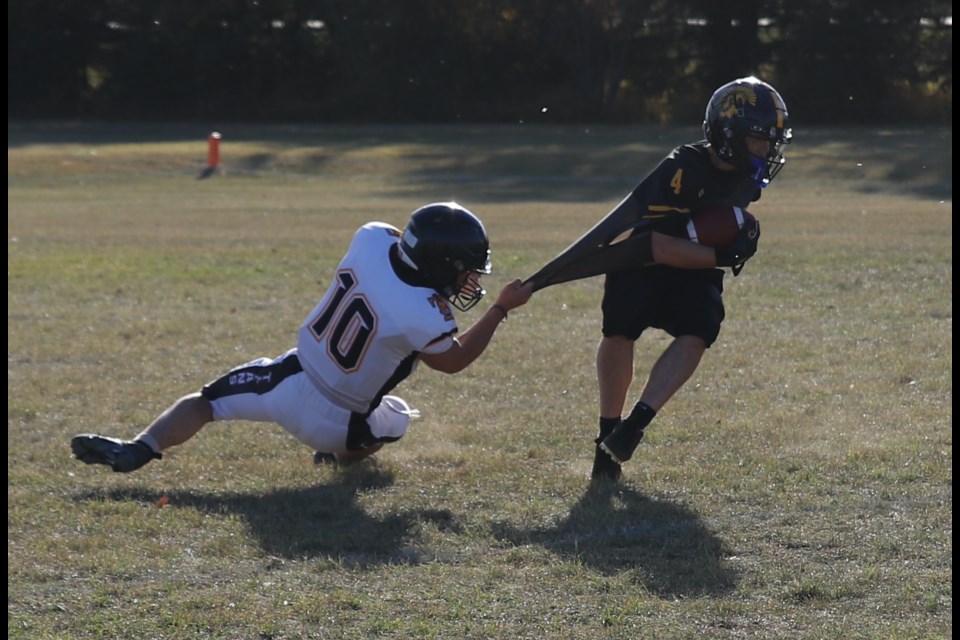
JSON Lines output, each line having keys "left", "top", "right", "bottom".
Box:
{"left": 636, "top": 335, "right": 706, "bottom": 412}
{"left": 601, "top": 335, "right": 706, "bottom": 463}
{"left": 136, "top": 392, "right": 213, "bottom": 450}
{"left": 71, "top": 393, "right": 212, "bottom": 473}
{"left": 592, "top": 335, "right": 634, "bottom": 480}
{"left": 596, "top": 335, "right": 635, "bottom": 419}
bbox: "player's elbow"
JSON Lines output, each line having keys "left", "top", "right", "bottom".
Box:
{"left": 426, "top": 361, "right": 467, "bottom": 375}
{"left": 419, "top": 352, "right": 471, "bottom": 375}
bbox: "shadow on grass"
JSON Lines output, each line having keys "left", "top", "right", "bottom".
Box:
{"left": 74, "top": 464, "right": 457, "bottom": 567}
{"left": 73, "top": 470, "right": 737, "bottom": 595}
{"left": 492, "top": 482, "right": 738, "bottom": 598}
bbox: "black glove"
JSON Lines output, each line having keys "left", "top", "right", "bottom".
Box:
{"left": 715, "top": 220, "right": 760, "bottom": 276}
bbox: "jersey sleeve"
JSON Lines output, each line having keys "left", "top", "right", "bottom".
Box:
{"left": 420, "top": 332, "right": 456, "bottom": 355}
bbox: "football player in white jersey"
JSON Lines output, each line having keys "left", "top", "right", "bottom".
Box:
{"left": 71, "top": 202, "right": 533, "bottom": 473}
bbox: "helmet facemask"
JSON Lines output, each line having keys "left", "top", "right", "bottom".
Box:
{"left": 448, "top": 259, "right": 491, "bottom": 312}
{"left": 759, "top": 139, "right": 788, "bottom": 186}
{"left": 736, "top": 130, "right": 791, "bottom": 188}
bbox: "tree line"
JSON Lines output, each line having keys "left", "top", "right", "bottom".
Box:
{"left": 8, "top": 0, "right": 952, "bottom": 124}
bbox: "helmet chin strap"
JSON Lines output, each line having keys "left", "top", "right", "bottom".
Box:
{"left": 748, "top": 156, "right": 771, "bottom": 188}
{"left": 748, "top": 147, "right": 787, "bottom": 189}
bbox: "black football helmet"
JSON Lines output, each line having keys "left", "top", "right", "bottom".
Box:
{"left": 703, "top": 76, "right": 792, "bottom": 188}
{"left": 398, "top": 202, "right": 491, "bottom": 311}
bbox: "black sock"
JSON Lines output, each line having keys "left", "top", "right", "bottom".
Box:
{"left": 624, "top": 401, "right": 656, "bottom": 430}
{"left": 596, "top": 417, "right": 620, "bottom": 443}
{"left": 131, "top": 441, "right": 162, "bottom": 465}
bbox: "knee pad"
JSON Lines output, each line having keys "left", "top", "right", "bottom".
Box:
{"left": 368, "top": 395, "right": 421, "bottom": 441}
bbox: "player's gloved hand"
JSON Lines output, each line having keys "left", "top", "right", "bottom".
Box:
{"left": 715, "top": 220, "right": 760, "bottom": 276}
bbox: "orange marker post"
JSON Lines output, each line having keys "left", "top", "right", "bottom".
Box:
{"left": 207, "top": 131, "right": 222, "bottom": 169}
{"left": 199, "top": 131, "right": 222, "bottom": 179}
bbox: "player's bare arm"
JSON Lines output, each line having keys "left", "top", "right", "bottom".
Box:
{"left": 419, "top": 279, "right": 532, "bottom": 374}
{"left": 650, "top": 232, "right": 717, "bottom": 268}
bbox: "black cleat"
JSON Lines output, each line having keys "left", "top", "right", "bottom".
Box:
{"left": 599, "top": 422, "right": 645, "bottom": 464}
{"left": 71, "top": 434, "right": 160, "bottom": 473}
{"left": 591, "top": 446, "right": 622, "bottom": 481}
{"left": 591, "top": 419, "right": 622, "bottom": 481}
{"left": 313, "top": 451, "right": 338, "bottom": 465}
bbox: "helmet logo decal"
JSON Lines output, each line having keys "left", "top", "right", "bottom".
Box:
{"left": 718, "top": 87, "right": 758, "bottom": 120}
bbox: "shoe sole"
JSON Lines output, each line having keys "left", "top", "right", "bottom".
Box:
{"left": 599, "top": 441, "right": 629, "bottom": 464}
{"left": 71, "top": 436, "right": 121, "bottom": 467}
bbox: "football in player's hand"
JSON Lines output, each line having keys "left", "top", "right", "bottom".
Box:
{"left": 686, "top": 206, "right": 757, "bottom": 247}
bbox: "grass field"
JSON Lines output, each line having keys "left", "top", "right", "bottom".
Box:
{"left": 8, "top": 122, "right": 952, "bottom": 639}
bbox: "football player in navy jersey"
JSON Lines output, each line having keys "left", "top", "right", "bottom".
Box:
{"left": 532, "top": 76, "right": 791, "bottom": 482}
{"left": 71, "top": 202, "right": 533, "bottom": 473}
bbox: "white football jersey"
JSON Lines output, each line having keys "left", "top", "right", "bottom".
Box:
{"left": 297, "top": 222, "right": 458, "bottom": 413}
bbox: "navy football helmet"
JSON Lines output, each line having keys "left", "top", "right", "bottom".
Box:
{"left": 704, "top": 76, "right": 792, "bottom": 188}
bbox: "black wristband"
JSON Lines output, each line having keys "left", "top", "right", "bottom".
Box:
{"left": 491, "top": 304, "right": 508, "bottom": 321}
